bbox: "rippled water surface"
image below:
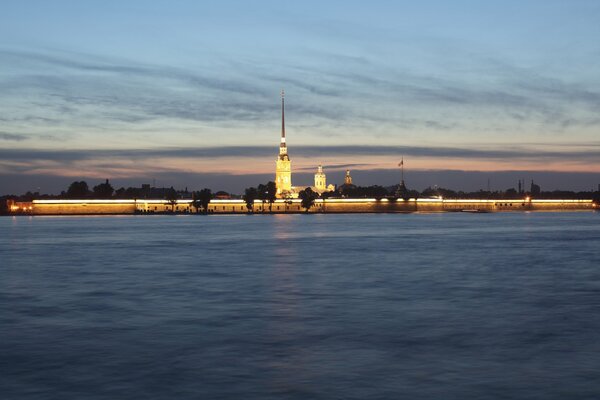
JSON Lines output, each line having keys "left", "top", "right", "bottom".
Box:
{"left": 2, "top": 213, "right": 600, "bottom": 399}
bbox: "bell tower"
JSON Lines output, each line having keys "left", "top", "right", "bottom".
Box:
{"left": 275, "top": 90, "right": 292, "bottom": 197}
{"left": 314, "top": 164, "right": 326, "bottom": 192}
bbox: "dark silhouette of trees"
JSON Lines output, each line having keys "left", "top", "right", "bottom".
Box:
{"left": 255, "top": 182, "right": 277, "bottom": 212}
{"left": 406, "top": 189, "right": 420, "bottom": 199}
{"left": 298, "top": 187, "right": 318, "bottom": 212}
{"left": 114, "top": 187, "right": 145, "bottom": 199}
{"left": 266, "top": 181, "right": 277, "bottom": 212}
{"left": 243, "top": 187, "right": 258, "bottom": 212}
{"left": 257, "top": 183, "right": 267, "bottom": 213}
{"left": 321, "top": 190, "right": 337, "bottom": 199}
{"left": 165, "top": 186, "right": 178, "bottom": 212}
{"left": 197, "top": 188, "right": 212, "bottom": 214}
{"left": 421, "top": 186, "right": 458, "bottom": 198}
{"left": 66, "top": 181, "right": 90, "bottom": 198}
{"left": 341, "top": 185, "right": 388, "bottom": 199}
{"left": 93, "top": 179, "right": 114, "bottom": 198}
{"left": 191, "top": 191, "right": 202, "bottom": 213}
{"left": 0, "top": 197, "right": 9, "bottom": 215}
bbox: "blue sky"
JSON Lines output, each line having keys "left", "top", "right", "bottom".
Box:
{"left": 1, "top": 1, "right": 599, "bottom": 193}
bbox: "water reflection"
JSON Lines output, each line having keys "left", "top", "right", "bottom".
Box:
{"left": 2, "top": 213, "right": 600, "bottom": 399}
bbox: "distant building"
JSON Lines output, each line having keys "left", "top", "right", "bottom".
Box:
{"left": 338, "top": 169, "right": 357, "bottom": 196}
{"left": 344, "top": 169, "right": 353, "bottom": 186}
{"left": 311, "top": 165, "right": 335, "bottom": 194}
{"left": 214, "top": 191, "right": 231, "bottom": 199}
{"left": 314, "top": 164, "right": 326, "bottom": 192}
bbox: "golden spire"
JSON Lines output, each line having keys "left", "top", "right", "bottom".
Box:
{"left": 279, "top": 89, "right": 288, "bottom": 160}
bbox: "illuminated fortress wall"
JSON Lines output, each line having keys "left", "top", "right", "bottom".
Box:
{"left": 29, "top": 200, "right": 137, "bottom": 215}
{"left": 8, "top": 198, "right": 596, "bottom": 215}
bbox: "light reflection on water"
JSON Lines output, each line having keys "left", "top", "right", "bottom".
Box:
{"left": 1, "top": 212, "right": 600, "bottom": 400}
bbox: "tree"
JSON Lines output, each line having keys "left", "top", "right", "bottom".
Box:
{"left": 191, "top": 191, "right": 202, "bottom": 213}
{"left": 505, "top": 188, "right": 518, "bottom": 199}
{"left": 321, "top": 190, "right": 337, "bottom": 199}
{"left": 115, "top": 187, "right": 126, "bottom": 198}
{"left": 298, "top": 187, "right": 318, "bottom": 212}
{"left": 257, "top": 183, "right": 267, "bottom": 213}
{"left": 197, "top": 188, "right": 212, "bottom": 214}
{"left": 266, "top": 181, "right": 277, "bottom": 212}
{"left": 165, "top": 187, "right": 178, "bottom": 212}
{"left": 66, "top": 181, "right": 90, "bottom": 198}
{"left": 243, "top": 187, "right": 258, "bottom": 212}
{"left": 0, "top": 197, "right": 9, "bottom": 215}
{"left": 93, "top": 179, "right": 114, "bottom": 198}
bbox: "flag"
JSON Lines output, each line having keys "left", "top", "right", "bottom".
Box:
{"left": 398, "top": 160, "right": 403, "bottom": 167}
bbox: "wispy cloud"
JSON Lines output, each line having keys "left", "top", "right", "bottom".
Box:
{"left": 3, "top": 47, "right": 600, "bottom": 138}
{"left": 1, "top": 144, "right": 598, "bottom": 164}
{"left": 0, "top": 132, "right": 26, "bottom": 141}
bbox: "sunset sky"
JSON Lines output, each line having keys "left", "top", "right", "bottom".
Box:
{"left": 1, "top": 0, "right": 599, "bottom": 194}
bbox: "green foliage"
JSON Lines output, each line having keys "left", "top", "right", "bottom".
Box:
{"left": 266, "top": 181, "right": 277, "bottom": 212}
{"left": 256, "top": 183, "right": 267, "bottom": 212}
{"left": 165, "top": 187, "right": 178, "bottom": 212}
{"left": 197, "top": 188, "right": 212, "bottom": 213}
{"left": 93, "top": 179, "right": 114, "bottom": 198}
{"left": 298, "top": 187, "right": 318, "bottom": 212}
{"left": 191, "top": 191, "right": 202, "bottom": 213}
{"left": 421, "top": 186, "right": 458, "bottom": 198}
{"left": 243, "top": 187, "right": 258, "bottom": 212}
{"left": 0, "top": 197, "right": 9, "bottom": 215}
{"left": 340, "top": 185, "right": 388, "bottom": 199}
{"left": 66, "top": 181, "right": 90, "bottom": 198}
{"left": 256, "top": 182, "right": 277, "bottom": 212}
{"left": 320, "top": 190, "right": 337, "bottom": 199}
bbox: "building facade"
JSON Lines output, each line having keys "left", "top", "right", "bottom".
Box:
{"left": 314, "top": 164, "right": 326, "bottom": 192}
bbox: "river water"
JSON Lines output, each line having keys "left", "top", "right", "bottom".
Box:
{"left": 2, "top": 213, "right": 600, "bottom": 399}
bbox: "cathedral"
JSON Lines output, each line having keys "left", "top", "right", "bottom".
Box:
{"left": 275, "top": 90, "right": 292, "bottom": 197}
{"left": 275, "top": 91, "right": 334, "bottom": 198}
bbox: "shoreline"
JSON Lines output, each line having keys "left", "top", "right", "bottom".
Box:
{"left": 6, "top": 198, "right": 598, "bottom": 216}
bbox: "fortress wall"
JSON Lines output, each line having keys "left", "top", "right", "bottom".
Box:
{"left": 10, "top": 198, "right": 596, "bottom": 215}
{"left": 320, "top": 199, "right": 417, "bottom": 213}
{"left": 32, "top": 202, "right": 136, "bottom": 215}
{"left": 529, "top": 200, "right": 594, "bottom": 211}
{"left": 137, "top": 201, "right": 192, "bottom": 213}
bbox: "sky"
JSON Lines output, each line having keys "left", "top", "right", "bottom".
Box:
{"left": 1, "top": 0, "right": 599, "bottom": 194}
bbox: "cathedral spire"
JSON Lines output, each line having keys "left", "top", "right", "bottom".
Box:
{"left": 275, "top": 90, "right": 292, "bottom": 197}
{"left": 281, "top": 89, "right": 285, "bottom": 141}
{"left": 279, "top": 89, "right": 288, "bottom": 159}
